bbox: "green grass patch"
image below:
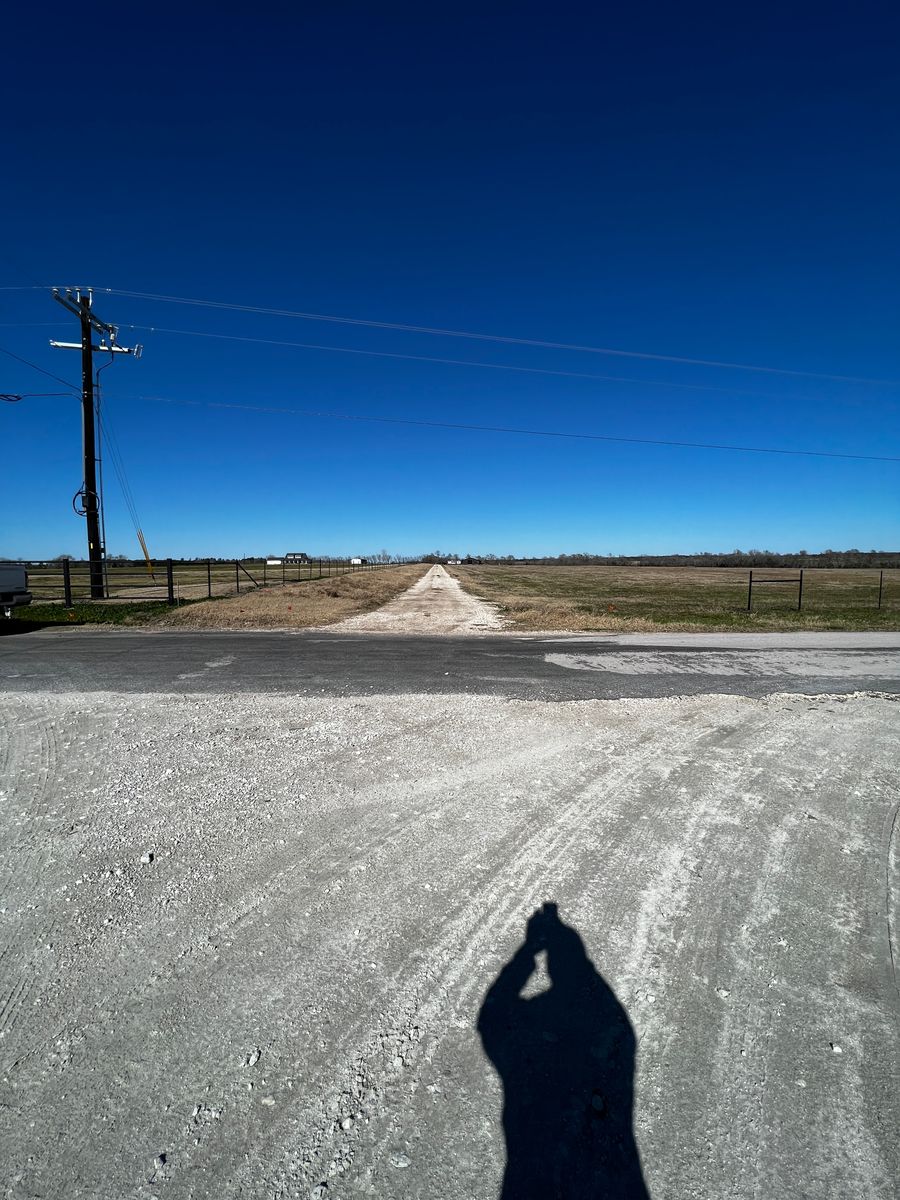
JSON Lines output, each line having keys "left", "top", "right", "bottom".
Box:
{"left": 3, "top": 601, "right": 178, "bottom": 631}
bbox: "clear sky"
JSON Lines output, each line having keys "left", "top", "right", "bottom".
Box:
{"left": 2, "top": 1, "right": 898, "bottom": 559}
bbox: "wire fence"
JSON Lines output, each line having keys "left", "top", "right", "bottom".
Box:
{"left": 744, "top": 567, "right": 893, "bottom": 612}
{"left": 13, "top": 558, "right": 394, "bottom": 606}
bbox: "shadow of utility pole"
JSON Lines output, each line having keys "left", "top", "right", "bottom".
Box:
{"left": 478, "top": 903, "right": 650, "bottom": 1199}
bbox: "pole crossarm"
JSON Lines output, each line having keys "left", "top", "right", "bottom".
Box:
{"left": 49, "top": 340, "right": 141, "bottom": 356}
{"left": 52, "top": 287, "right": 116, "bottom": 336}
{"left": 51, "top": 289, "right": 142, "bottom": 356}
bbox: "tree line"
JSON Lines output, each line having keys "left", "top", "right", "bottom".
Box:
{"left": 421, "top": 549, "right": 900, "bottom": 568}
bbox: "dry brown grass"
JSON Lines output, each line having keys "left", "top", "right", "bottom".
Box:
{"left": 160, "top": 565, "right": 428, "bottom": 630}
{"left": 448, "top": 564, "right": 900, "bottom": 633}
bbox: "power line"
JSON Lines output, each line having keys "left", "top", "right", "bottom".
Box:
{"left": 100, "top": 285, "right": 900, "bottom": 386}
{"left": 0, "top": 344, "right": 79, "bottom": 392}
{"left": 125, "top": 394, "right": 900, "bottom": 464}
{"left": 126, "top": 322, "right": 813, "bottom": 402}
{"left": 1, "top": 392, "right": 74, "bottom": 401}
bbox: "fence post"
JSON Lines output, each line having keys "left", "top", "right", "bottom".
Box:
{"left": 878, "top": 569, "right": 884, "bottom": 609}
{"left": 63, "top": 558, "right": 72, "bottom": 607}
{"left": 166, "top": 560, "right": 175, "bottom": 605}
{"left": 263, "top": 560, "right": 267, "bottom": 586}
{"left": 207, "top": 560, "right": 212, "bottom": 599}
{"left": 282, "top": 560, "right": 285, "bottom": 585}
{"left": 797, "top": 568, "right": 804, "bottom": 611}
{"left": 747, "top": 570, "right": 753, "bottom": 612}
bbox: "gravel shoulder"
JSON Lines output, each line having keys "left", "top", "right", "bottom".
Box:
{"left": 1, "top": 686, "right": 897, "bottom": 1199}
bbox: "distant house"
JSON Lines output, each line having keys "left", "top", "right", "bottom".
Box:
{"left": 350, "top": 557, "right": 367, "bottom": 566}
{"left": 284, "top": 552, "right": 309, "bottom": 563}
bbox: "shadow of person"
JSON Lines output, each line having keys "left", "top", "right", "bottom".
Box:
{"left": 478, "top": 903, "right": 650, "bottom": 1199}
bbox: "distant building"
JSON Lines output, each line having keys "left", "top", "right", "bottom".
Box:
{"left": 284, "top": 552, "right": 309, "bottom": 563}
{"left": 350, "top": 557, "right": 367, "bottom": 565}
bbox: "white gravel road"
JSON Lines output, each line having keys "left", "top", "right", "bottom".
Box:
{"left": 1, "top": 685, "right": 897, "bottom": 1199}
{"left": 330, "top": 564, "right": 505, "bottom": 634}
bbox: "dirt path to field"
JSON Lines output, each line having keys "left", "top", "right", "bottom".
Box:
{"left": 329, "top": 563, "right": 506, "bottom": 634}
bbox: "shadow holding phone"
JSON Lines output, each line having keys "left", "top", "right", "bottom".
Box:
{"left": 477, "top": 903, "right": 650, "bottom": 1199}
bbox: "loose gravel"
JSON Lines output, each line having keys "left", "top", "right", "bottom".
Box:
{"left": 1, "top": 686, "right": 897, "bottom": 1198}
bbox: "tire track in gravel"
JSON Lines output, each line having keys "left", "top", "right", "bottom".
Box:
{"left": 258, "top": 702, "right": 732, "bottom": 1196}
{"left": 3, "top": 691, "right": 897, "bottom": 1200}
{"left": 0, "top": 705, "right": 63, "bottom": 1056}
{"left": 619, "top": 695, "right": 900, "bottom": 1200}
{"left": 5, "top": 696, "right": 649, "bottom": 1193}
{"left": 0, "top": 695, "right": 768, "bottom": 1196}
{"left": 155, "top": 710, "right": 657, "bottom": 1193}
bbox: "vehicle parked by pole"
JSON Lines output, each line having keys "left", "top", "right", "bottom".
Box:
{"left": 0, "top": 564, "right": 32, "bottom": 618}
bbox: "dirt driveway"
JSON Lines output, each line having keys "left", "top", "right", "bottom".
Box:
{"left": 330, "top": 564, "right": 504, "bottom": 634}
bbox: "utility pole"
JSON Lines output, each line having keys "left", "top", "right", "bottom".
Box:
{"left": 50, "top": 289, "right": 141, "bottom": 599}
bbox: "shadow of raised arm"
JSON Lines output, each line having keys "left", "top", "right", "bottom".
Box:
{"left": 478, "top": 903, "right": 650, "bottom": 1200}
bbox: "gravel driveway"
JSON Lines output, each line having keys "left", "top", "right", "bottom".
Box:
{"left": 329, "top": 564, "right": 504, "bottom": 634}
{"left": 1, "top": 682, "right": 897, "bottom": 1199}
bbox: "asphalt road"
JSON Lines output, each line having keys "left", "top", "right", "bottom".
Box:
{"left": 1, "top": 629, "right": 898, "bottom": 1199}
{"left": 1, "top": 627, "right": 899, "bottom": 699}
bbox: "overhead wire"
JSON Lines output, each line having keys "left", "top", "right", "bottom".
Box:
{"left": 124, "top": 323, "right": 860, "bottom": 405}
{"left": 0, "top": 344, "right": 79, "bottom": 392}
{"left": 100, "top": 285, "right": 900, "bottom": 386}
{"left": 122, "top": 393, "right": 900, "bottom": 464}
{"left": 6, "top": 286, "right": 895, "bottom": 475}
{"left": 1, "top": 391, "right": 73, "bottom": 401}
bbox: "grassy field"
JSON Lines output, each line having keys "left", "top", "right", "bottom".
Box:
{"left": 447, "top": 564, "right": 900, "bottom": 632}
{"left": 3, "top": 566, "right": 427, "bottom": 633}
{"left": 160, "top": 563, "right": 427, "bottom": 629}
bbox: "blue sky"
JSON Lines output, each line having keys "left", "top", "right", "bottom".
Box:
{"left": 1, "top": 1, "right": 898, "bottom": 559}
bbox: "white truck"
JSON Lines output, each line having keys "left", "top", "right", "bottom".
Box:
{"left": 0, "top": 564, "right": 32, "bottom": 618}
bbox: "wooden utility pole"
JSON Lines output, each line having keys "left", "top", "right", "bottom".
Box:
{"left": 50, "top": 289, "right": 141, "bottom": 599}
